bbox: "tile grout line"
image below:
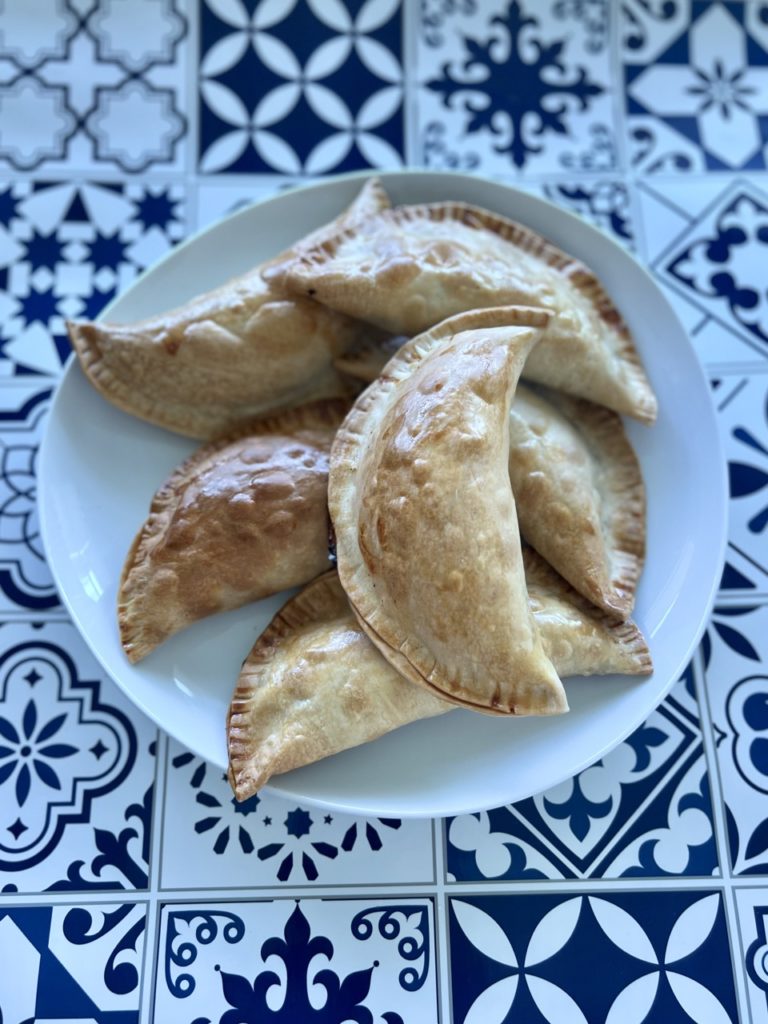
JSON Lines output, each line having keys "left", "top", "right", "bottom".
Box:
{"left": 431, "top": 816, "right": 452, "bottom": 1023}
{"left": 138, "top": 728, "right": 169, "bottom": 1023}
{"left": 690, "top": 638, "right": 753, "bottom": 1022}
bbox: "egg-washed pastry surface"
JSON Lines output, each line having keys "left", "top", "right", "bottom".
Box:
{"left": 265, "top": 201, "right": 657, "bottom": 423}
{"left": 330, "top": 305, "right": 567, "bottom": 716}
{"left": 67, "top": 179, "right": 390, "bottom": 439}
{"left": 510, "top": 384, "right": 645, "bottom": 618}
{"left": 228, "top": 557, "right": 652, "bottom": 799}
{"left": 118, "top": 399, "right": 348, "bottom": 663}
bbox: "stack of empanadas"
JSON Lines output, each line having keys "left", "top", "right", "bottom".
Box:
{"left": 67, "top": 177, "right": 656, "bottom": 802}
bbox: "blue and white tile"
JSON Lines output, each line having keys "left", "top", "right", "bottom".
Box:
{"left": 194, "top": 178, "right": 298, "bottom": 232}
{"left": 713, "top": 375, "right": 768, "bottom": 595}
{"left": 0, "top": 383, "right": 60, "bottom": 615}
{"left": 154, "top": 897, "right": 436, "bottom": 1022}
{"left": 653, "top": 179, "right": 768, "bottom": 364}
{"left": 736, "top": 886, "right": 768, "bottom": 1023}
{"left": 624, "top": 1, "right": 768, "bottom": 173}
{"left": 198, "top": 0, "right": 405, "bottom": 175}
{"left": 0, "top": 901, "right": 146, "bottom": 1023}
{"left": 0, "top": 0, "right": 187, "bottom": 173}
{"left": 530, "top": 179, "right": 637, "bottom": 249}
{"left": 160, "top": 740, "right": 434, "bottom": 888}
{"left": 449, "top": 890, "right": 738, "bottom": 1023}
{"left": 701, "top": 600, "right": 768, "bottom": 874}
{"left": 0, "top": 179, "right": 186, "bottom": 377}
{"left": 446, "top": 669, "right": 717, "bottom": 881}
{"left": 0, "top": 620, "right": 156, "bottom": 893}
{"left": 638, "top": 177, "right": 768, "bottom": 368}
{"left": 416, "top": 0, "right": 617, "bottom": 175}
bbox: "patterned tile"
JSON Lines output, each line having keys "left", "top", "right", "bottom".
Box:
{"left": 416, "top": 0, "right": 617, "bottom": 174}
{"left": 0, "top": 0, "right": 187, "bottom": 172}
{"left": 0, "top": 620, "right": 156, "bottom": 893}
{"left": 714, "top": 375, "right": 768, "bottom": 595}
{"left": 198, "top": 0, "right": 405, "bottom": 174}
{"left": 736, "top": 886, "right": 768, "bottom": 1023}
{"left": 445, "top": 669, "right": 718, "bottom": 880}
{"left": 655, "top": 180, "right": 768, "bottom": 363}
{"left": 0, "top": 383, "right": 59, "bottom": 615}
{"left": 0, "top": 179, "right": 186, "bottom": 377}
{"left": 533, "top": 179, "right": 636, "bottom": 248}
{"left": 624, "top": 1, "right": 768, "bottom": 173}
{"left": 194, "top": 178, "right": 294, "bottom": 231}
{"left": 160, "top": 740, "right": 435, "bottom": 888}
{"left": 0, "top": 901, "right": 146, "bottom": 1023}
{"left": 702, "top": 599, "right": 768, "bottom": 874}
{"left": 449, "top": 890, "right": 738, "bottom": 1023}
{"left": 154, "top": 897, "right": 436, "bottom": 1022}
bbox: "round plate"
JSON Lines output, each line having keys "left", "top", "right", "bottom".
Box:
{"left": 38, "top": 171, "right": 727, "bottom": 818}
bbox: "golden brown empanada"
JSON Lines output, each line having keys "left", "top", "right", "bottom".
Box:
{"left": 118, "top": 399, "right": 347, "bottom": 663}
{"left": 266, "top": 202, "right": 657, "bottom": 422}
{"left": 68, "top": 179, "right": 390, "bottom": 439}
{"left": 330, "top": 305, "right": 567, "bottom": 716}
{"left": 228, "top": 558, "right": 652, "bottom": 798}
{"left": 510, "top": 384, "right": 645, "bottom": 618}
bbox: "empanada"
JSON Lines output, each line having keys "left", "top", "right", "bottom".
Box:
{"left": 228, "top": 558, "right": 652, "bottom": 798}
{"left": 330, "top": 306, "right": 567, "bottom": 716}
{"left": 266, "top": 201, "right": 657, "bottom": 422}
{"left": 68, "top": 179, "right": 390, "bottom": 439}
{"left": 510, "top": 384, "right": 644, "bottom": 618}
{"left": 118, "top": 399, "right": 347, "bottom": 663}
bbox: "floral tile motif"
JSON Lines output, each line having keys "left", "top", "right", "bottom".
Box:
{"left": 154, "top": 897, "right": 436, "bottom": 1023}
{"left": 417, "top": 0, "right": 617, "bottom": 174}
{"left": 713, "top": 375, "right": 768, "bottom": 595}
{"left": 0, "top": 0, "right": 186, "bottom": 172}
{"left": 198, "top": 0, "right": 404, "bottom": 174}
{"left": 0, "top": 620, "right": 156, "bottom": 893}
{"left": 445, "top": 669, "right": 717, "bottom": 881}
{"left": 624, "top": 1, "right": 768, "bottom": 173}
{"left": 160, "top": 741, "right": 434, "bottom": 888}
{"left": 0, "top": 179, "right": 186, "bottom": 377}
{"left": 537, "top": 179, "right": 636, "bottom": 248}
{"left": 0, "top": 383, "right": 60, "bottom": 615}
{"left": 449, "top": 890, "right": 738, "bottom": 1023}
{"left": 701, "top": 599, "right": 768, "bottom": 874}
{"left": 0, "top": 901, "right": 145, "bottom": 1023}
{"left": 735, "top": 886, "right": 768, "bottom": 1023}
{"left": 656, "top": 181, "right": 768, "bottom": 361}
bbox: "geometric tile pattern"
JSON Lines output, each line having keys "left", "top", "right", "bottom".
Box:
{"left": 446, "top": 670, "right": 718, "bottom": 881}
{"left": 624, "top": 1, "right": 768, "bottom": 173}
{"left": 0, "top": 1, "right": 766, "bottom": 1022}
{"left": 154, "top": 898, "right": 437, "bottom": 1022}
{"left": 418, "top": 0, "right": 617, "bottom": 175}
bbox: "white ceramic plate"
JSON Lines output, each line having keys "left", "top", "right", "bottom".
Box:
{"left": 38, "top": 171, "right": 727, "bottom": 818}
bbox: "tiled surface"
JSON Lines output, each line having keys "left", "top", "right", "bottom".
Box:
{"left": 2, "top": 1, "right": 767, "bottom": 1022}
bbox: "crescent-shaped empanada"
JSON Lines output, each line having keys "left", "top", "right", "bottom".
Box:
{"left": 266, "top": 202, "right": 656, "bottom": 423}
{"left": 227, "top": 559, "right": 652, "bottom": 798}
{"left": 68, "top": 179, "right": 390, "bottom": 439}
{"left": 118, "top": 399, "right": 347, "bottom": 663}
{"left": 510, "top": 384, "right": 645, "bottom": 618}
{"left": 330, "top": 306, "right": 567, "bottom": 716}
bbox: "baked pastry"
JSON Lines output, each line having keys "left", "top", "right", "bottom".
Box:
{"left": 67, "top": 179, "right": 390, "bottom": 439}
{"left": 118, "top": 399, "right": 347, "bottom": 663}
{"left": 227, "top": 558, "right": 652, "bottom": 798}
{"left": 329, "top": 305, "right": 567, "bottom": 716}
{"left": 510, "top": 384, "right": 645, "bottom": 617}
{"left": 266, "top": 201, "right": 657, "bottom": 422}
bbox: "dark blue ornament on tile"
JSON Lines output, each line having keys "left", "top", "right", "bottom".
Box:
{"left": 426, "top": 0, "right": 606, "bottom": 169}
{"left": 449, "top": 890, "right": 737, "bottom": 1023}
